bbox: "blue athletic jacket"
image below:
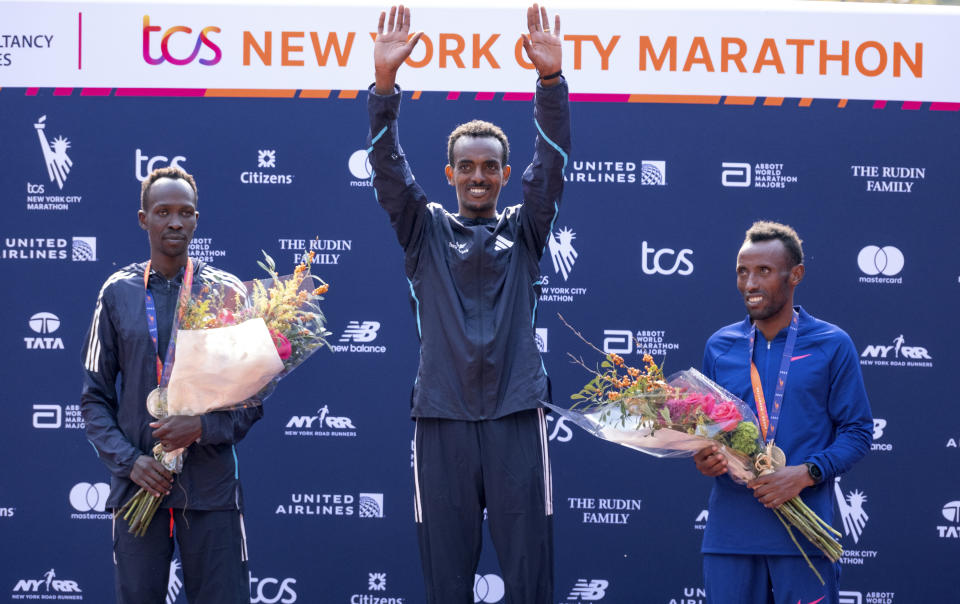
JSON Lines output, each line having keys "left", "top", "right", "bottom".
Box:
{"left": 367, "top": 80, "right": 570, "bottom": 420}
{"left": 701, "top": 306, "right": 873, "bottom": 555}
{"left": 80, "top": 260, "right": 263, "bottom": 510}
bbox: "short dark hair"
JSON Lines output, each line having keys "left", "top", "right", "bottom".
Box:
{"left": 447, "top": 120, "right": 510, "bottom": 166}
{"left": 140, "top": 166, "right": 198, "bottom": 210}
{"left": 744, "top": 221, "right": 804, "bottom": 267}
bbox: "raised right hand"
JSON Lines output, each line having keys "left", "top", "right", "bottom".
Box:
{"left": 129, "top": 454, "right": 173, "bottom": 497}
{"left": 374, "top": 5, "right": 423, "bottom": 94}
{"left": 693, "top": 445, "right": 728, "bottom": 477}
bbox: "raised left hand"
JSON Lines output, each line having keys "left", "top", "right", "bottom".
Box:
{"left": 522, "top": 3, "right": 562, "bottom": 82}
{"left": 748, "top": 465, "right": 815, "bottom": 509}
{"left": 151, "top": 415, "right": 203, "bottom": 452}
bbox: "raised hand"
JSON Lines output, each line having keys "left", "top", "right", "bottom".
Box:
{"left": 374, "top": 5, "right": 423, "bottom": 94}
{"left": 521, "top": 3, "right": 562, "bottom": 85}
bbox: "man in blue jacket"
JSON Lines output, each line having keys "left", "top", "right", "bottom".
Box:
{"left": 367, "top": 4, "right": 569, "bottom": 603}
{"left": 694, "top": 221, "right": 872, "bottom": 604}
{"left": 81, "top": 166, "right": 261, "bottom": 603}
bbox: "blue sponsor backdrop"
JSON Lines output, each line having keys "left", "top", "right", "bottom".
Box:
{"left": 0, "top": 88, "right": 958, "bottom": 604}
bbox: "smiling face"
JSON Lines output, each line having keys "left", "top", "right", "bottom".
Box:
{"left": 736, "top": 239, "right": 803, "bottom": 327}
{"left": 445, "top": 135, "right": 511, "bottom": 219}
{"left": 138, "top": 176, "right": 198, "bottom": 268}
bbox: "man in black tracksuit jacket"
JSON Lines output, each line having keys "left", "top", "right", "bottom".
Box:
{"left": 81, "top": 166, "right": 261, "bottom": 603}
{"left": 367, "top": 6, "right": 569, "bottom": 603}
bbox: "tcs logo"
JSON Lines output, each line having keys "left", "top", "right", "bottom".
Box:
{"left": 142, "top": 15, "right": 222, "bottom": 66}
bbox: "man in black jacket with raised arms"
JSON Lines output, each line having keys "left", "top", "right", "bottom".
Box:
{"left": 367, "top": 4, "right": 570, "bottom": 603}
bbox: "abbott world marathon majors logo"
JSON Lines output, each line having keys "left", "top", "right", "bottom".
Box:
{"left": 334, "top": 321, "right": 386, "bottom": 353}
{"left": 603, "top": 328, "right": 680, "bottom": 357}
{"left": 851, "top": 164, "right": 925, "bottom": 193}
{"left": 860, "top": 334, "right": 932, "bottom": 369}
{"left": 834, "top": 477, "right": 878, "bottom": 566}
{"left": 937, "top": 501, "right": 960, "bottom": 539}
{"left": 349, "top": 572, "right": 406, "bottom": 603}
{"left": 539, "top": 225, "right": 587, "bottom": 303}
{"left": 284, "top": 404, "right": 357, "bottom": 437}
{"left": 188, "top": 236, "right": 228, "bottom": 264}
{"left": 69, "top": 482, "right": 111, "bottom": 520}
{"left": 2, "top": 237, "right": 96, "bottom": 261}
{"left": 721, "top": 161, "right": 798, "bottom": 189}
{"left": 567, "top": 495, "right": 642, "bottom": 525}
{"left": 857, "top": 245, "right": 904, "bottom": 285}
{"left": 28, "top": 115, "right": 83, "bottom": 211}
{"left": 564, "top": 159, "right": 639, "bottom": 184}
{"left": 33, "top": 403, "right": 84, "bottom": 430}
{"left": 275, "top": 492, "right": 384, "bottom": 518}
{"left": 26, "top": 311, "right": 64, "bottom": 350}
{"left": 348, "top": 149, "right": 374, "bottom": 187}
{"left": 839, "top": 591, "right": 897, "bottom": 604}
{"left": 11, "top": 568, "right": 83, "bottom": 600}
{"left": 241, "top": 149, "right": 295, "bottom": 185}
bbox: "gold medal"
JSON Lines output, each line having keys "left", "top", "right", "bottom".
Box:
{"left": 769, "top": 444, "right": 787, "bottom": 469}
{"left": 146, "top": 388, "right": 165, "bottom": 419}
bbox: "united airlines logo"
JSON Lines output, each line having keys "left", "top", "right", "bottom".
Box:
{"left": 494, "top": 234, "right": 514, "bottom": 251}
{"left": 34, "top": 116, "right": 72, "bottom": 190}
{"left": 72, "top": 237, "right": 97, "bottom": 261}
{"left": 535, "top": 327, "right": 548, "bottom": 353}
{"left": 834, "top": 478, "right": 869, "bottom": 544}
{"left": 566, "top": 579, "right": 609, "bottom": 601}
{"left": 358, "top": 493, "right": 384, "bottom": 518}
{"left": 639, "top": 160, "right": 666, "bottom": 185}
{"left": 548, "top": 226, "right": 578, "bottom": 281}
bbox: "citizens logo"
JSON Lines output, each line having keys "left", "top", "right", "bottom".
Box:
{"left": 0, "top": 507, "right": 14, "bottom": 518}
{"left": 851, "top": 164, "right": 925, "bottom": 194}
{"left": 135, "top": 148, "right": 187, "bottom": 182}
{"left": 721, "top": 161, "right": 798, "bottom": 189}
{"left": 26, "top": 312, "right": 64, "bottom": 350}
{"left": 567, "top": 496, "right": 642, "bottom": 525}
{"left": 242, "top": 149, "right": 294, "bottom": 185}
{"left": 565, "top": 159, "right": 637, "bottom": 185}
{"left": 277, "top": 237, "right": 353, "bottom": 265}
{"left": 11, "top": 569, "right": 83, "bottom": 599}
{"left": 641, "top": 241, "right": 693, "bottom": 276}
{"left": 1, "top": 237, "right": 96, "bottom": 261}
{"left": 142, "top": 15, "right": 222, "bottom": 66}
{"left": 474, "top": 573, "right": 504, "bottom": 603}
{"left": 250, "top": 570, "right": 298, "bottom": 604}
{"left": 69, "top": 482, "right": 111, "bottom": 520}
{"left": 857, "top": 245, "right": 904, "bottom": 284}
{"left": 871, "top": 419, "right": 892, "bottom": 452}
{"left": 937, "top": 500, "right": 960, "bottom": 539}
{"left": 275, "top": 492, "right": 383, "bottom": 518}
{"left": 548, "top": 226, "right": 578, "bottom": 281}
{"left": 535, "top": 328, "right": 548, "bottom": 353}
{"left": 333, "top": 321, "right": 386, "bottom": 354}
{"left": 349, "top": 571, "right": 407, "bottom": 603}
{"left": 368, "top": 573, "right": 386, "bottom": 591}
{"left": 640, "top": 160, "right": 666, "bottom": 185}
{"left": 602, "top": 328, "right": 680, "bottom": 356}
{"left": 284, "top": 404, "right": 357, "bottom": 437}
{"left": 860, "top": 334, "right": 932, "bottom": 368}
{"left": 567, "top": 579, "right": 609, "bottom": 601}
{"left": 349, "top": 149, "right": 374, "bottom": 187}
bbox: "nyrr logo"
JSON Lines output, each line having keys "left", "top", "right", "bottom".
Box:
{"left": 548, "top": 226, "right": 578, "bottom": 281}
{"left": 534, "top": 327, "right": 548, "bottom": 353}
{"left": 284, "top": 404, "right": 357, "bottom": 437}
{"left": 34, "top": 115, "right": 72, "bottom": 190}
{"left": 857, "top": 246, "right": 903, "bottom": 284}
{"left": 69, "top": 482, "right": 111, "bottom": 519}
{"left": 333, "top": 321, "right": 386, "bottom": 353}
{"left": 641, "top": 241, "right": 693, "bottom": 276}
{"left": 242, "top": 149, "right": 294, "bottom": 185}
{"left": 871, "top": 419, "right": 892, "bottom": 452}
{"left": 639, "top": 160, "right": 666, "bottom": 185}
{"left": 135, "top": 148, "right": 187, "bottom": 182}
{"left": 937, "top": 500, "right": 960, "bottom": 538}
{"left": 834, "top": 477, "right": 869, "bottom": 545}
{"left": 26, "top": 312, "right": 64, "bottom": 350}
{"left": 473, "top": 573, "right": 504, "bottom": 603}
{"left": 567, "top": 579, "right": 609, "bottom": 601}
{"left": 860, "top": 334, "right": 932, "bottom": 368}
{"left": 249, "top": 571, "right": 298, "bottom": 604}
{"left": 348, "top": 149, "right": 374, "bottom": 187}
{"left": 11, "top": 569, "right": 82, "bottom": 597}
{"left": 142, "top": 15, "right": 222, "bottom": 66}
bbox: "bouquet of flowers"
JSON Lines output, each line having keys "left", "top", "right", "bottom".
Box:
{"left": 547, "top": 330, "right": 842, "bottom": 584}
{"left": 119, "top": 251, "right": 331, "bottom": 536}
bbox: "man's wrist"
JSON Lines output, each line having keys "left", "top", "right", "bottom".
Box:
{"left": 804, "top": 461, "right": 823, "bottom": 485}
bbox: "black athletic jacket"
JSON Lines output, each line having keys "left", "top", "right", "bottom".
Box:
{"left": 80, "top": 260, "right": 263, "bottom": 510}
{"left": 367, "top": 79, "right": 571, "bottom": 420}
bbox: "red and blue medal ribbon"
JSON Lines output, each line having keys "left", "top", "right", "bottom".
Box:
{"left": 748, "top": 309, "right": 799, "bottom": 444}
{"left": 143, "top": 258, "right": 194, "bottom": 386}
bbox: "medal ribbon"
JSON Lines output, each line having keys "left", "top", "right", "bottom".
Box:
{"left": 748, "top": 309, "right": 799, "bottom": 443}
{"left": 143, "top": 258, "right": 194, "bottom": 386}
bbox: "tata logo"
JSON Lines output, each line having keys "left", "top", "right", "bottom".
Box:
{"left": 135, "top": 148, "right": 187, "bottom": 182}
{"left": 26, "top": 312, "right": 64, "bottom": 350}
{"left": 142, "top": 15, "right": 222, "bottom": 66}
{"left": 938, "top": 501, "right": 960, "bottom": 538}
{"left": 641, "top": 241, "right": 693, "bottom": 276}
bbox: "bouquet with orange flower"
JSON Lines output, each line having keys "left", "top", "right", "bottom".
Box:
{"left": 546, "top": 319, "right": 842, "bottom": 583}
{"left": 119, "top": 250, "right": 331, "bottom": 536}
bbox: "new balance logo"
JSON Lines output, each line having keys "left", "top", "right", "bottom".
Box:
{"left": 494, "top": 235, "right": 514, "bottom": 251}
{"left": 339, "top": 321, "right": 380, "bottom": 343}
{"left": 567, "top": 579, "right": 609, "bottom": 601}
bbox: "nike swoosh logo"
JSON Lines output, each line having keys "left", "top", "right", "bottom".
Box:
{"left": 798, "top": 597, "right": 825, "bottom": 604}
{"left": 791, "top": 354, "right": 812, "bottom": 362}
